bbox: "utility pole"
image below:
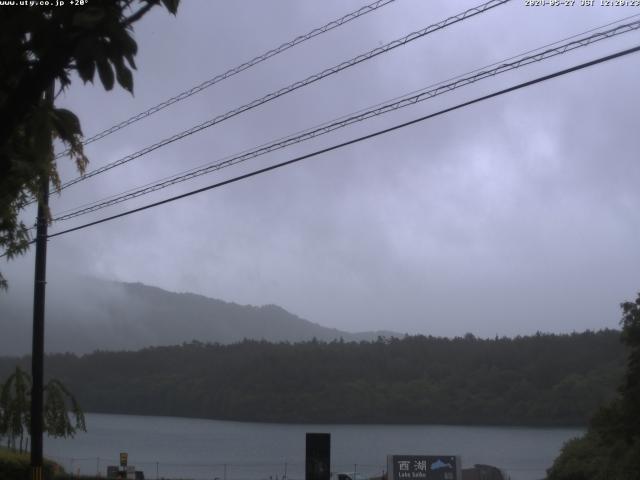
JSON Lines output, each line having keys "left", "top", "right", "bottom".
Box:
{"left": 30, "top": 85, "right": 53, "bottom": 480}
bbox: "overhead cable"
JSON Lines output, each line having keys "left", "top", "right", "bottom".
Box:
{"left": 51, "top": 13, "right": 640, "bottom": 219}
{"left": 54, "top": 0, "right": 399, "bottom": 158}
{"left": 45, "top": 44, "right": 640, "bottom": 240}
{"left": 55, "top": 0, "right": 510, "bottom": 192}
{"left": 51, "top": 19, "right": 640, "bottom": 222}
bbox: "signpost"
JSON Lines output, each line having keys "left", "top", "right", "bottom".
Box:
{"left": 118, "top": 453, "right": 129, "bottom": 479}
{"left": 387, "top": 455, "right": 461, "bottom": 480}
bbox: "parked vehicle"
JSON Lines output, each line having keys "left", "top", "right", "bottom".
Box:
{"left": 334, "top": 472, "right": 371, "bottom": 480}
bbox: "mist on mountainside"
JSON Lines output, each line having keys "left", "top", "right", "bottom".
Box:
{"left": 0, "top": 273, "right": 399, "bottom": 355}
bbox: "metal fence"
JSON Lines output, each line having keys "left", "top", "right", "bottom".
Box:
{"left": 45, "top": 455, "right": 551, "bottom": 480}
{"left": 46, "top": 457, "right": 387, "bottom": 480}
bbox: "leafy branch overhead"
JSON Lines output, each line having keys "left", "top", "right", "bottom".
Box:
{"left": 0, "top": 0, "right": 180, "bottom": 289}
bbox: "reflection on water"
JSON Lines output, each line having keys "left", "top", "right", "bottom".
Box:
{"left": 44, "top": 413, "right": 583, "bottom": 480}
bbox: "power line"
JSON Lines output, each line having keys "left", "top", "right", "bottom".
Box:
{"left": 54, "top": 0, "right": 510, "bottom": 192}
{"left": 50, "top": 13, "right": 640, "bottom": 218}
{"left": 51, "top": 19, "right": 640, "bottom": 223}
{"left": 45, "top": 44, "right": 640, "bottom": 240}
{"left": 54, "top": 0, "right": 398, "bottom": 158}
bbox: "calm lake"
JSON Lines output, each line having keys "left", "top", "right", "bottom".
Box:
{"left": 43, "top": 413, "right": 583, "bottom": 480}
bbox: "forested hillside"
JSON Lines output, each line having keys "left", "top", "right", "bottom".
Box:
{"left": 0, "top": 331, "right": 625, "bottom": 426}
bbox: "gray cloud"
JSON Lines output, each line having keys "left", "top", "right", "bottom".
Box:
{"left": 2, "top": 0, "right": 639, "bottom": 341}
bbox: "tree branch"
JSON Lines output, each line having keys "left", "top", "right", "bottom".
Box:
{"left": 123, "top": 1, "right": 157, "bottom": 26}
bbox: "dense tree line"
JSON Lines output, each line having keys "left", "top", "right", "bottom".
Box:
{"left": 0, "top": 330, "right": 625, "bottom": 426}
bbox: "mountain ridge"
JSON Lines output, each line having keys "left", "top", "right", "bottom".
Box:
{"left": 0, "top": 276, "right": 400, "bottom": 355}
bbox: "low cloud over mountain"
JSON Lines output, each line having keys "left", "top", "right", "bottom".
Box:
{"left": 0, "top": 275, "right": 398, "bottom": 355}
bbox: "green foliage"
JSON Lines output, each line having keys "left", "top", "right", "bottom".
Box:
{"left": 546, "top": 433, "right": 609, "bottom": 480}
{"left": 618, "top": 295, "right": 640, "bottom": 440}
{"left": 0, "top": 367, "right": 86, "bottom": 452}
{"left": 0, "top": 0, "right": 180, "bottom": 289}
{"left": 0, "top": 367, "right": 31, "bottom": 452}
{"left": 547, "top": 292, "right": 640, "bottom": 480}
{"left": 0, "top": 330, "right": 624, "bottom": 426}
{"left": 0, "top": 446, "right": 61, "bottom": 480}
{"left": 43, "top": 379, "right": 86, "bottom": 439}
{"left": 547, "top": 430, "right": 640, "bottom": 480}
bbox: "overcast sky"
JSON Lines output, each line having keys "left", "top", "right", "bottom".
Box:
{"left": 2, "top": 0, "right": 640, "bottom": 337}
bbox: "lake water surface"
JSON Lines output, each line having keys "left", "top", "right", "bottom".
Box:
{"left": 44, "top": 413, "right": 583, "bottom": 480}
